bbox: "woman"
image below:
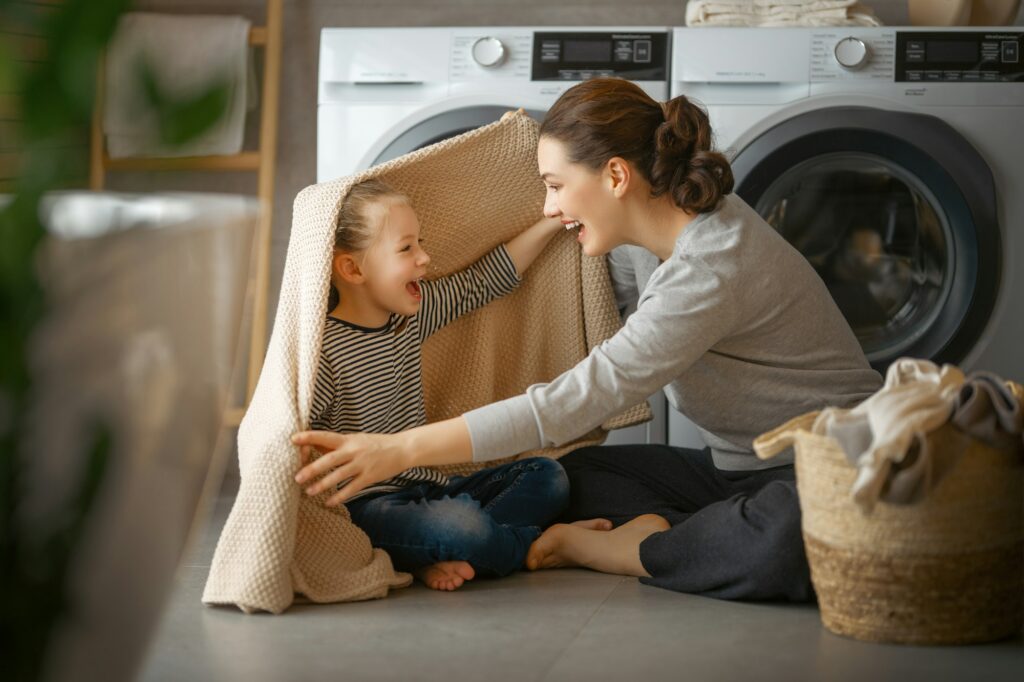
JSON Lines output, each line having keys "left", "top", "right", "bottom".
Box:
{"left": 293, "top": 78, "right": 882, "bottom": 601}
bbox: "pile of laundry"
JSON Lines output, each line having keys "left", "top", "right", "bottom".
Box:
{"left": 812, "top": 358, "right": 1024, "bottom": 512}
{"left": 685, "top": 0, "right": 882, "bottom": 27}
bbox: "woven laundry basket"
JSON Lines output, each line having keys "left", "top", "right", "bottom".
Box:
{"left": 754, "top": 409, "right": 1024, "bottom": 645}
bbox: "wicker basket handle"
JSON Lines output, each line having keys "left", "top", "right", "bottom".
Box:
{"left": 753, "top": 411, "right": 820, "bottom": 460}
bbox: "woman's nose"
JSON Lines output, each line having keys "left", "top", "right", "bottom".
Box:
{"left": 543, "top": 195, "right": 561, "bottom": 218}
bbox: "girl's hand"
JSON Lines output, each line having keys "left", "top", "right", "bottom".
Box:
{"left": 292, "top": 430, "right": 411, "bottom": 506}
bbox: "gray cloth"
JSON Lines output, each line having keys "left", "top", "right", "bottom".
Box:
{"left": 952, "top": 372, "right": 1024, "bottom": 452}
{"left": 823, "top": 368, "right": 1023, "bottom": 509}
{"left": 882, "top": 373, "right": 1024, "bottom": 506}
{"left": 814, "top": 358, "right": 966, "bottom": 511}
{"left": 465, "top": 193, "right": 882, "bottom": 470}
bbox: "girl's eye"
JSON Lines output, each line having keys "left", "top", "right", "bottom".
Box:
{"left": 400, "top": 245, "right": 412, "bottom": 252}
{"left": 547, "top": 185, "right": 559, "bottom": 192}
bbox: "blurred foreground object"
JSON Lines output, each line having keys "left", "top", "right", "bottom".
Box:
{"left": 26, "top": 192, "right": 258, "bottom": 681}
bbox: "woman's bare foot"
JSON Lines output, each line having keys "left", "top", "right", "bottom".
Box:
{"left": 414, "top": 561, "right": 475, "bottom": 591}
{"left": 525, "top": 514, "right": 670, "bottom": 577}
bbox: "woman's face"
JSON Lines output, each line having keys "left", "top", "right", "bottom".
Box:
{"left": 538, "top": 136, "right": 624, "bottom": 257}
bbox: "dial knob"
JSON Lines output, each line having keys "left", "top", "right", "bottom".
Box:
{"left": 471, "top": 36, "right": 506, "bottom": 68}
{"left": 834, "top": 36, "right": 870, "bottom": 70}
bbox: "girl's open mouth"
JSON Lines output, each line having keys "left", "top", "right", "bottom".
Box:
{"left": 406, "top": 279, "right": 422, "bottom": 301}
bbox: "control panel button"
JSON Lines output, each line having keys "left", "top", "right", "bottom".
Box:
{"left": 614, "top": 40, "right": 633, "bottom": 63}
{"left": 834, "top": 36, "right": 870, "bottom": 70}
{"left": 634, "top": 39, "right": 651, "bottom": 63}
{"left": 541, "top": 39, "right": 560, "bottom": 63}
{"left": 1003, "top": 40, "right": 1019, "bottom": 63}
{"left": 471, "top": 36, "right": 506, "bottom": 67}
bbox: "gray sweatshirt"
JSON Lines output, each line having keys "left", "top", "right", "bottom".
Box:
{"left": 464, "top": 193, "right": 883, "bottom": 470}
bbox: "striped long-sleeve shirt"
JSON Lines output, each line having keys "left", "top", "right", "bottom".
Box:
{"left": 310, "top": 245, "right": 521, "bottom": 502}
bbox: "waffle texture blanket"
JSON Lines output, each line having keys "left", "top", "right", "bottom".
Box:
{"left": 202, "top": 113, "right": 650, "bottom": 613}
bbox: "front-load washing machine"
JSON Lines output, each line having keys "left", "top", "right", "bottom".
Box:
{"left": 317, "top": 26, "right": 673, "bottom": 445}
{"left": 669, "top": 26, "right": 1024, "bottom": 448}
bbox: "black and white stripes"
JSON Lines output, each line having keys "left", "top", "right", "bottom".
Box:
{"left": 309, "top": 246, "right": 520, "bottom": 502}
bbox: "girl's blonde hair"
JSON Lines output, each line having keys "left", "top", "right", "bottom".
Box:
{"left": 334, "top": 178, "right": 410, "bottom": 252}
{"left": 328, "top": 179, "right": 411, "bottom": 310}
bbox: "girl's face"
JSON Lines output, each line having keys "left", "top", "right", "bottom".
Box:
{"left": 538, "top": 136, "right": 625, "bottom": 257}
{"left": 360, "top": 202, "right": 431, "bottom": 317}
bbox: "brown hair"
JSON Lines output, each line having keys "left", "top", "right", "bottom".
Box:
{"left": 539, "top": 77, "right": 733, "bottom": 214}
{"left": 329, "top": 179, "right": 410, "bottom": 309}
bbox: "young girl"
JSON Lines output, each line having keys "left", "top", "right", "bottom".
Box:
{"left": 298, "top": 179, "right": 569, "bottom": 591}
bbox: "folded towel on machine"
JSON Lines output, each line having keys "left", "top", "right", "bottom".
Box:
{"left": 200, "top": 113, "right": 651, "bottom": 614}
{"left": 686, "top": 0, "right": 882, "bottom": 26}
{"left": 103, "top": 13, "right": 251, "bottom": 158}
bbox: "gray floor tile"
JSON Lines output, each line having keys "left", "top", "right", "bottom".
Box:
{"left": 138, "top": 495, "right": 1024, "bottom": 682}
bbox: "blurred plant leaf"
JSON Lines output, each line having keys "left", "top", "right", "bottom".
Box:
{"left": 139, "top": 62, "right": 230, "bottom": 147}
{"left": 0, "top": 37, "right": 19, "bottom": 95}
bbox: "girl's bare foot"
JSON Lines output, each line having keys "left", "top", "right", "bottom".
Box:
{"left": 414, "top": 561, "right": 475, "bottom": 591}
{"left": 525, "top": 514, "right": 670, "bottom": 577}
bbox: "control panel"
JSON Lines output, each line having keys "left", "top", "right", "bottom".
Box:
{"left": 530, "top": 31, "right": 669, "bottom": 81}
{"left": 811, "top": 31, "right": 895, "bottom": 81}
{"left": 895, "top": 31, "right": 1023, "bottom": 82}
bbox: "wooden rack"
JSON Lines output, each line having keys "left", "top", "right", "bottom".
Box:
{"left": 90, "top": 0, "right": 283, "bottom": 428}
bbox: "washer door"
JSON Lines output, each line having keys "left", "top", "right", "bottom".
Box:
{"left": 372, "top": 106, "right": 545, "bottom": 166}
{"left": 731, "top": 106, "right": 999, "bottom": 370}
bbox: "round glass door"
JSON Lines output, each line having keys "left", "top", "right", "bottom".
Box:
{"left": 756, "top": 152, "right": 953, "bottom": 364}
{"left": 731, "top": 106, "right": 1000, "bottom": 370}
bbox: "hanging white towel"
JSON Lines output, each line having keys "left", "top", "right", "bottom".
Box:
{"left": 686, "top": 0, "right": 882, "bottom": 27}
{"left": 103, "top": 13, "right": 251, "bottom": 158}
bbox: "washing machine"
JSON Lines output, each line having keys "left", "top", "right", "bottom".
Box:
{"left": 317, "top": 26, "right": 672, "bottom": 445}
{"left": 667, "top": 26, "right": 1024, "bottom": 448}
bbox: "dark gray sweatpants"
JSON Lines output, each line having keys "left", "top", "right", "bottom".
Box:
{"left": 557, "top": 444, "right": 814, "bottom": 602}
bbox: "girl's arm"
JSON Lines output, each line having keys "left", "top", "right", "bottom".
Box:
{"left": 416, "top": 216, "right": 563, "bottom": 340}
{"left": 503, "top": 216, "right": 564, "bottom": 276}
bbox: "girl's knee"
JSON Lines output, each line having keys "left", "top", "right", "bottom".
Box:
{"left": 528, "top": 457, "right": 570, "bottom": 499}
{"left": 422, "top": 495, "right": 495, "bottom": 554}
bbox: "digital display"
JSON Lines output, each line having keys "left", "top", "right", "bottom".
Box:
{"left": 564, "top": 40, "right": 612, "bottom": 63}
{"left": 926, "top": 40, "right": 978, "bottom": 63}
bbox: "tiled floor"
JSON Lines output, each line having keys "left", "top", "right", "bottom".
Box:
{"left": 137, "top": 494, "right": 1024, "bottom": 682}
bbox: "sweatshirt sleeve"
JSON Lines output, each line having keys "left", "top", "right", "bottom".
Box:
{"left": 464, "top": 253, "right": 738, "bottom": 461}
{"left": 416, "top": 245, "right": 521, "bottom": 341}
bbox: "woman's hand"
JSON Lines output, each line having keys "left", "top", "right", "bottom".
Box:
{"left": 292, "top": 430, "right": 411, "bottom": 506}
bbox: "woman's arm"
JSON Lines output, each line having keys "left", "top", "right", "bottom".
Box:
{"left": 293, "top": 416, "right": 471, "bottom": 506}
{"left": 503, "top": 216, "right": 564, "bottom": 276}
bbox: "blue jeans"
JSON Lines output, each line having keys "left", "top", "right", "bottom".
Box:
{"left": 347, "top": 457, "right": 569, "bottom": 577}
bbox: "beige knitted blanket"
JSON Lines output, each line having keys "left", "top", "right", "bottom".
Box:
{"left": 201, "top": 113, "right": 650, "bottom": 614}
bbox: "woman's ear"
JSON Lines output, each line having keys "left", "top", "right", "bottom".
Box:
{"left": 606, "top": 156, "right": 631, "bottom": 198}
{"left": 333, "top": 251, "right": 365, "bottom": 284}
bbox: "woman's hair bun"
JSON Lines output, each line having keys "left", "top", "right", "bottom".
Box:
{"left": 651, "top": 96, "right": 734, "bottom": 214}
